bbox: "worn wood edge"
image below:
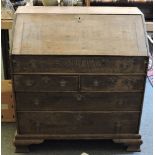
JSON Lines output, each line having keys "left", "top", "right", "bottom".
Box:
{"left": 15, "top": 6, "right": 143, "bottom": 15}
{"left": 15, "top": 133, "right": 141, "bottom": 140}
{"left": 13, "top": 138, "right": 44, "bottom": 145}
{"left": 11, "top": 52, "right": 148, "bottom": 56}
{"left": 113, "top": 138, "right": 142, "bottom": 144}
{"left": 14, "top": 90, "right": 144, "bottom": 93}
{"left": 16, "top": 110, "right": 141, "bottom": 113}
{"left": 11, "top": 73, "right": 147, "bottom": 75}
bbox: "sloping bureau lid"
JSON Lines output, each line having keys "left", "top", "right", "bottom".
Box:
{"left": 12, "top": 6, "right": 148, "bottom": 56}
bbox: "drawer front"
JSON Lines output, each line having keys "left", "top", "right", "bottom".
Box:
{"left": 13, "top": 75, "right": 78, "bottom": 92}
{"left": 12, "top": 55, "right": 147, "bottom": 74}
{"left": 81, "top": 75, "right": 145, "bottom": 92}
{"left": 17, "top": 112, "right": 139, "bottom": 134}
{"left": 15, "top": 92, "right": 143, "bottom": 111}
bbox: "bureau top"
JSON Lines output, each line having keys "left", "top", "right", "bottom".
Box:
{"left": 16, "top": 6, "right": 142, "bottom": 15}
{"left": 12, "top": 6, "right": 148, "bottom": 56}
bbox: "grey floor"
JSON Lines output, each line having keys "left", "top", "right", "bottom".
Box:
{"left": 1, "top": 79, "right": 153, "bottom": 155}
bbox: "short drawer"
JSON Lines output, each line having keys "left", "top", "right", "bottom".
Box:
{"left": 12, "top": 55, "right": 148, "bottom": 74}
{"left": 13, "top": 75, "right": 78, "bottom": 92}
{"left": 81, "top": 75, "right": 145, "bottom": 92}
{"left": 15, "top": 92, "right": 143, "bottom": 111}
{"left": 17, "top": 111, "right": 140, "bottom": 134}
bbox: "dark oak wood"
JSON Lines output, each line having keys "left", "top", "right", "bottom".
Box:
{"left": 81, "top": 75, "right": 145, "bottom": 92}
{"left": 15, "top": 133, "right": 141, "bottom": 140}
{"left": 12, "top": 56, "right": 147, "bottom": 74}
{"left": 13, "top": 75, "right": 79, "bottom": 92}
{"left": 113, "top": 138, "right": 142, "bottom": 152}
{"left": 17, "top": 111, "right": 140, "bottom": 134}
{"left": 14, "top": 133, "right": 142, "bottom": 152}
{"left": 12, "top": 7, "right": 148, "bottom": 153}
{"left": 15, "top": 92, "right": 143, "bottom": 111}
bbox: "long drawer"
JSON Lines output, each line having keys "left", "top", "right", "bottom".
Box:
{"left": 15, "top": 92, "right": 143, "bottom": 111}
{"left": 17, "top": 111, "right": 140, "bottom": 134}
{"left": 13, "top": 75, "right": 78, "bottom": 92}
{"left": 12, "top": 55, "right": 147, "bottom": 74}
{"left": 81, "top": 75, "right": 145, "bottom": 92}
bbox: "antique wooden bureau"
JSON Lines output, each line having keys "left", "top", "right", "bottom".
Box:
{"left": 11, "top": 6, "right": 149, "bottom": 152}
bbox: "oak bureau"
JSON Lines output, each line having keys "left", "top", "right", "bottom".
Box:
{"left": 11, "top": 6, "right": 149, "bottom": 152}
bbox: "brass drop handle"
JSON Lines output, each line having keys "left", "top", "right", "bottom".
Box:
{"left": 25, "top": 80, "right": 33, "bottom": 86}
{"left": 13, "top": 60, "right": 17, "bottom": 64}
{"left": 29, "top": 61, "right": 36, "bottom": 68}
{"left": 76, "top": 94, "right": 82, "bottom": 101}
{"left": 42, "top": 76, "right": 50, "bottom": 83}
{"left": 93, "top": 80, "right": 99, "bottom": 87}
{"left": 60, "top": 80, "right": 66, "bottom": 87}
{"left": 116, "top": 122, "right": 121, "bottom": 133}
{"left": 101, "top": 59, "right": 105, "bottom": 64}
{"left": 117, "top": 100, "right": 123, "bottom": 105}
{"left": 34, "top": 99, "right": 39, "bottom": 105}
{"left": 12, "top": 60, "right": 19, "bottom": 67}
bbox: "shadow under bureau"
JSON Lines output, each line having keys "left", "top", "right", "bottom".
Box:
{"left": 11, "top": 6, "right": 149, "bottom": 153}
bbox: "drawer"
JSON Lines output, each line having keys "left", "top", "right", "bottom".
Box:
{"left": 12, "top": 55, "right": 148, "bottom": 74}
{"left": 13, "top": 75, "right": 78, "bottom": 92}
{"left": 15, "top": 92, "right": 143, "bottom": 111}
{"left": 17, "top": 111, "right": 140, "bottom": 134}
{"left": 81, "top": 75, "right": 145, "bottom": 92}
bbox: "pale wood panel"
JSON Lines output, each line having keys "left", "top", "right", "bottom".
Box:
{"left": 12, "top": 13, "right": 147, "bottom": 56}
{"left": 16, "top": 6, "right": 142, "bottom": 15}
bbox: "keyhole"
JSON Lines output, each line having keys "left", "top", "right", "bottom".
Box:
{"left": 78, "top": 17, "right": 81, "bottom": 23}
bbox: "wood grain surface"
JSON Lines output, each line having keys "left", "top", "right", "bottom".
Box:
{"left": 12, "top": 56, "right": 148, "bottom": 74}
{"left": 17, "top": 111, "right": 140, "bottom": 134}
{"left": 12, "top": 10, "right": 147, "bottom": 56}
{"left": 13, "top": 75, "right": 79, "bottom": 92}
{"left": 81, "top": 75, "right": 145, "bottom": 92}
{"left": 15, "top": 6, "right": 142, "bottom": 15}
{"left": 15, "top": 92, "right": 143, "bottom": 111}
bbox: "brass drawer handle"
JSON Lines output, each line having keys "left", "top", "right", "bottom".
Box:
{"left": 117, "top": 101, "right": 123, "bottom": 105}
{"left": 29, "top": 60, "right": 36, "bottom": 68}
{"left": 101, "top": 59, "right": 105, "bottom": 65}
{"left": 13, "top": 60, "right": 17, "bottom": 64}
{"left": 25, "top": 80, "right": 33, "bottom": 86}
{"left": 34, "top": 99, "right": 39, "bottom": 105}
{"left": 60, "top": 80, "right": 66, "bottom": 87}
{"left": 116, "top": 122, "right": 121, "bottom": 133}
{"left": 12, "top": 60, "right": 19, "bottom": 67}
{"left": 76, "top": 94, "right": 82, "bottom": 101}
{"left": 93, "top": 80, "right": 99, "bottom": 87}
{"left": 42, "top": 76, "right": 50, "bottom": 83}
